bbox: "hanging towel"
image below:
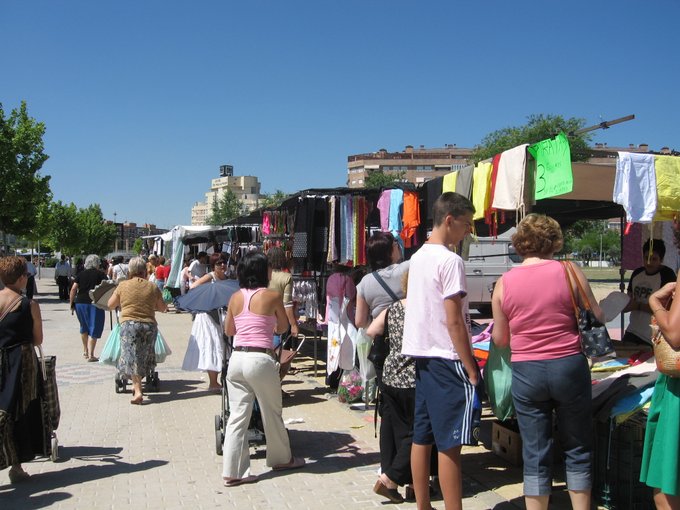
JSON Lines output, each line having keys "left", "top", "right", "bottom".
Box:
{"left": 327, "top": 196, "right": 337, "bottom": 263}
{"left": 621, "top": 222, "right": 644, "bottom": 271}
{"left": 423, "top": 178, "right": 443, "bottom": 222}
{"left": 442, "top": 172, "right": 457, "bottom": 193}
{"left": 400, "top": 191, "right": 421, "bottom": 248}
{"left": 472, "top": 162, "right": 493, "bottom": 221}
{"left": 528, "top": 132, "right": 573, "bottom": 200}
{"left": 262, "top": 212, "right": 271, "bottom": 235}
{"left": 492, "top": 144, "right": 528, "bottom": 210}
{"left": 654, "top": 155, "right": 680, "bottom": 221}
{"left": 377, "top": 190, "right": 391, "bottom": 232}
{"left": 388, "top": 188, "right": 404, "bottom": 239}
{"left": 613, "top": 152, "right": 657, "bottom": 223}
{"left": 455, "top": 165, "right": 474, "bottom": 199}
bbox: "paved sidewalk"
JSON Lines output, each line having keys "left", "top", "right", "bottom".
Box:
{"left": 0, "top": 271, "right": 574, "bottom": 509}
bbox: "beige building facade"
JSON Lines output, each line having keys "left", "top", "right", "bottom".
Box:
{"left": 191, "top": 165, "right": 263, "bottom": 225}
{"left": 347, "top": 144, "right": 473, "bottom": 188}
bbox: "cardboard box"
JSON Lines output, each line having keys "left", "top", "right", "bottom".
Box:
{"left": 492, "top": 421, "right": 522, "bottom": 466}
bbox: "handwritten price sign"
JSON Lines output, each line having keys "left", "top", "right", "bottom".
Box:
{"left": 528, "top": 132, "right": 573, "bottom": 200}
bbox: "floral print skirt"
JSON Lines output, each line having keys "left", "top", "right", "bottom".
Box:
{"left": 117, "top": 321, "right": 157, "bottom": 378}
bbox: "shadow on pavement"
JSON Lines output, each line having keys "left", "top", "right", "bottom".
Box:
{"left": 57, "top": 445, "right": 124, "bottom": 461}
{"left": 256, "top": 429, "right": 380, "bottom": 481}
{"left": 282, "top": 387, "right": 327, "bottom": 406}
{"left": 0, "top": 458, "right": 168, "bottom": 508}
{"left": 148, "top": 379, "right": 222, "bottom": 403}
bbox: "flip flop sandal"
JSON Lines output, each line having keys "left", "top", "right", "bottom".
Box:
{"left": 223, "top": 475, "right": 258, "bottom": 487}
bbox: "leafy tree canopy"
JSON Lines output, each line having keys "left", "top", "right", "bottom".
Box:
{"left": 0, "top": 101, "right": 52, "bottom": 241}
{"left": 39, "top": 201, "right": 116, "bottom": 255}
{"left": 472, "top": 114, "right": 593, "bottom": 163}
{"left": 207, "top": 189, "right": 243, "bottom": 225}
{"left": 260, "top": 190, "right": 289, "bottom": 209}
{"left": 363, "top": 170, "right": 405, "bottom": 189}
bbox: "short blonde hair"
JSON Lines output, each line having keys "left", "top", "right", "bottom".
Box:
{"left": 512, "top": 214, "right": 563, "bottom": 257}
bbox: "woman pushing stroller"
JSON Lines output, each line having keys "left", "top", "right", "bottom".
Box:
{"left": 221, "top": 250, "right": 305, "bottom": 487}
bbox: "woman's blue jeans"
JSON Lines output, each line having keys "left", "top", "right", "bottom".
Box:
{"left": 511, "top": 353, "right": 592, "bottom": 496}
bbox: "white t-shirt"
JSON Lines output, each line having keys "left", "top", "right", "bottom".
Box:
{"left": 402, "top": 243, "right": 470, "bottom": 360}
{"left": 189, "top": 260, "right": 207, "bottom": 280}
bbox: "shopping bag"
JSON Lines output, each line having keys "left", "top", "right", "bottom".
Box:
{"left": 338, "top": 368, "right": 364, "bottom": 403}
{"left": 162, "top": 287, "right": 173, "bottom": 305}
{"left": 484, "top": 342, "right": 515, "bottom": 421}
{"left": 37, "top": 346, "right": 60, "bottom": 430}
{"left": 99, "top": 323, "right": 122, "bottom": 366}
{"left": 155, "top": 330, "right": 172, "bottom": 363}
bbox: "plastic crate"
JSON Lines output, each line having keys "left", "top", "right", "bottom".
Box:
{"left": 593, "top": 413, "right": 654, "bottom": 510}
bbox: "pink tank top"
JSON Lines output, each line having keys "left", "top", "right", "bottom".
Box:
{"left": 501, "top": 260, "right": 581, "bottom": 362}
{"left": 233, "top": 288, "right": 278, "bottom": 349}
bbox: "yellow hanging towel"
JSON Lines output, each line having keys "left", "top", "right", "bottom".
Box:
{"left": 654, "top": 155, "right": 680, "bottom": 221}
{"left": 472, "top": 162, "right": 493, "bottom": 221}
{"left": 442, "top": 171, "right": 457, "bottom": 193}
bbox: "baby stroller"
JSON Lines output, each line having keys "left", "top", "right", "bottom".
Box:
{"left": 214, "top": 334, "right": 306, "bottom": 455}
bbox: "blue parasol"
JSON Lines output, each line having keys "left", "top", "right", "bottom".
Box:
{"left": 174, "top": 279, "right": 241, "bottom": 312}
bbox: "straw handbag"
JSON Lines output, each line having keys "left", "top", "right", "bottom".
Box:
{"left": 651, "top": 319, "right": 680, "bottom": 377}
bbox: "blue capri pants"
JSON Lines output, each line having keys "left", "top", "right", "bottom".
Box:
{"left": 511, "top": 353, "right": 592, "bottom": 496}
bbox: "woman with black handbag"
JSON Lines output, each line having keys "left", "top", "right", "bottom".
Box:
{"left": 356, "top": 232, "right": 409, "bottom": 372}
{"left": 491, "top": 214, "right": 604, "bottom": 510}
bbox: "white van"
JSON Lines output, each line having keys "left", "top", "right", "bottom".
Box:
{"left": 463, "top": 228, "right": 521, "bottom": 315}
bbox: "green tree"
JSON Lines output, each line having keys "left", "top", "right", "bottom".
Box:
{"left": 206, "top": 189, "right": 243, "bottom": 225}
{"left": 363, "top": 170, "right": 405, "bottom": 189}
{"left": 45, "top": 201, "right": 80, "bottom": 254}
{"left": 472, "top": 114, "right": 593, "bottom": 163}
{"left": 76, "top": 204, "right": 116, "bottom": 255}
{"left": 260, "top": 190, "right": 288, "bottom": 209}
{"left": 0, "top": 101, "right": 52, "bottom": 248}
{"left": 132, "top": 238, "right": 144, "bottom": 254}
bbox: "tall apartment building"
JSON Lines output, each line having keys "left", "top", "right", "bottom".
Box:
{"left": 191, "top": 165, "right": 263, "bottom": 225}
{"left": 347, "top": 145, "right": 473, "bottom": 188}
{"left": 347, "top": 143, "right": 676, "bottom": 189}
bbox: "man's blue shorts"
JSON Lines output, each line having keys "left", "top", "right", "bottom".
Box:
{"left": 75, "top": 303, "right": 105, "bottom": 339}
{"left": 413, "top": 357, "right": 476, "bottom": 452}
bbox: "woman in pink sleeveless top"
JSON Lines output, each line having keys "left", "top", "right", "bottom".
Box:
{"left": 221, "top": 251, "right": 305, "bottom": 487}
{"left": 491, "top": 214, "right": 604, "bottom": 510}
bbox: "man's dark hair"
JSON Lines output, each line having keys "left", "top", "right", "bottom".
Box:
{"left": 237, "top": 250, "right": 269, "bottom": 289}
{"left": 433, "top": 192, "right": 475, "bottom": 226}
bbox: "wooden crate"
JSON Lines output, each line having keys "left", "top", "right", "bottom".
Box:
{"left": 492, "top": 420, "right": 522, "bottom": 466}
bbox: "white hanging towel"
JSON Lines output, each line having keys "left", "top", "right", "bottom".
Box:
{"left": 492, "top": 144, "right": 529, "bottom": 210}
{"left": 613, "top": 152, "right": 657, "bottom": 223}
{"left": 326, "top": 296, "right": 357, "bottom": 374}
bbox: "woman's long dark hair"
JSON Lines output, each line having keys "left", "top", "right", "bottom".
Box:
{"left": 237, "top": 250, "right": 269, "bottom": 289}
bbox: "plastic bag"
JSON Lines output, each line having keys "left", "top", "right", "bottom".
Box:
{"left": 162, "top": 287, "right": 173, "bottom": 304}
{"left": 155, "top": 330, "right": 172, "bottom": 363}
{"left": 337, "top": 368, "right": 364, "bottom": 403}
{"left": 99, "top": 323, "right": 121, "bottom": 366}
{"left": 484, "top": 342, "right": 515, "bottom": 421}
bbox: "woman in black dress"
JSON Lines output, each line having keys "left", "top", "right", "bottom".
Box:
{"left": 0, "top": 256, "right": 44, "bottom": 483}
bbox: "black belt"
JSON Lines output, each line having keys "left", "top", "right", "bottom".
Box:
{"left": 233, "top": 346, "right": 275, "bottom": 357}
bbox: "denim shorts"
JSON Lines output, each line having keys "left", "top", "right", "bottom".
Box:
{"left": 512, "top": 353, "right": 592, "bottom": 496}
{"left": 413, "top": 357, "right": 475, "bottom": 451}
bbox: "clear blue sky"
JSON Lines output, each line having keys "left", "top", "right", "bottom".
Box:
{"left": 3, "top": 1, "right": 679, "bottom": 229}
